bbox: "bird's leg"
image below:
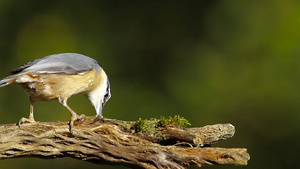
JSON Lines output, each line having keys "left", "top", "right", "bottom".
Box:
{"left": 28, "top": 98, "right": 35, "bottom": 121}
{"left": 18, "top": 97, "right": 36, "bottom": 127}
{"left": 59, "top": 97, "right": 85, "bottom": 131}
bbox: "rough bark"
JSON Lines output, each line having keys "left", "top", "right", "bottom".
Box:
{"left": 0, "top": 116, "right": 250, "bottom": 168}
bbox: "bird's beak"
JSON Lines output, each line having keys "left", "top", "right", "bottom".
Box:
{"left": 97, "top": 102, "right": 103, "bottom": 117}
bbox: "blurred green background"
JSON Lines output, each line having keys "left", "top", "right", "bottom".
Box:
{"left": 0, "top": 0, "right": 299, "bottom": 169}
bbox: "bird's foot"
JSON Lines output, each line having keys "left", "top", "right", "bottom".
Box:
{"left": 78, "top": 114, "right": 86, "bottom": 120}
{"left": 69, "top": 114, "right": 86, "bottom": 132}
{"left": 94, "top": 114, "right": 104, "bottom": 122}
{"left": 17, "top": 116, "right": 36, "bottom": 128}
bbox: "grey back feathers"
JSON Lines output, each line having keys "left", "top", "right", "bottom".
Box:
{"left": 11, "top": 53, "right": 101, "bottom": 75}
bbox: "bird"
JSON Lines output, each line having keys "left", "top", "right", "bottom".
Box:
{"left": 0, "top": 53, "right": 111, "bottom": 130}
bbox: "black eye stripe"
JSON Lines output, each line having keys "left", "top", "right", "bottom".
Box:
{"left": 104, "top": 80, "right": 111, "bottom": 100}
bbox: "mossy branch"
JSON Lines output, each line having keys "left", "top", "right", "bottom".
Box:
{"left": 0, "top": 116, "right": 250, "bottom": 168}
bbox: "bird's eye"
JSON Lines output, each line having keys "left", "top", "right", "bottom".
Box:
{"left": 104, "top": 85, "right": 111, "bottom": 101}
{"left": 104, "top": 92, "right": 109, "bottom": 98}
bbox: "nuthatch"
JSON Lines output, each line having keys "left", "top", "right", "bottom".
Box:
{"left": 0, "top": 53, "right": 111, "bottom": 130}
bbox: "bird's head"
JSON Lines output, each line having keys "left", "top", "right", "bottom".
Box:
{"left": 87, "top": 72, "right": 111, "bottom": 117}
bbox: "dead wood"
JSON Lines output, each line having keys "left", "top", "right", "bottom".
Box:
{"left": 0, "top": 116, "right": 250, "bottom": 169}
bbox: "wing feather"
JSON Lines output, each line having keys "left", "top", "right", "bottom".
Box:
{"left": 10, "top": 53, "right": 100, "bottom": 75}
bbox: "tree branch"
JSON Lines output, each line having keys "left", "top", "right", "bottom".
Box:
{"left": 0, "top": 116, "right": 250, "bottom": 168}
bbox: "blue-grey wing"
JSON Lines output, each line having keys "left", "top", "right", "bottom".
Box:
{"left": 11, "top": 53, "right": 100, "bottom": 75}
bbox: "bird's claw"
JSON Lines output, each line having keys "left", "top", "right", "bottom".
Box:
{"left": 95, "top": 114, "right": 104, "bottom": 121}
{"left": 69, "top": 114, "right": 86, "bottom": 132}
{"left": 17, "top": 116, "right": 36, "bottom": 128}
{"left": 78, "top": 114, "right": 86, "bottom": 121}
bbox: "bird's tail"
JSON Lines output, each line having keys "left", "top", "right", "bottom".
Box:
{"left": 0, "top": 77, "right": 16, "bottom": 87}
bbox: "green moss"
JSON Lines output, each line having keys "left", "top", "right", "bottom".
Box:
{"left": 131, "top": 118, "right": 148, "bottom": 132}
{"left": 130, "top": 115, "right": 191, "bottom": 143}
{"left": 156, "top": 115, "right": 191, "bottom": 128}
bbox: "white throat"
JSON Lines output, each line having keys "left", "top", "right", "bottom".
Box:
{"left": 88, "top": 76, "right": 109, "bottom": 117}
